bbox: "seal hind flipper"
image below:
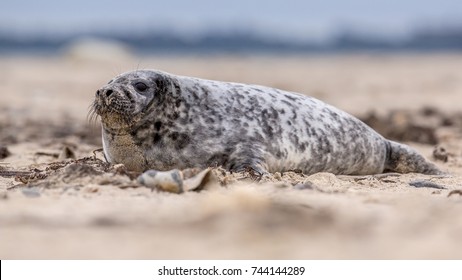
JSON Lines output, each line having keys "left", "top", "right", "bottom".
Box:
{"left": 227, "top": 153, "right": 269, "bottom": 176}
{"left": 384, "top": 140, "right": 443, "bottom": 175}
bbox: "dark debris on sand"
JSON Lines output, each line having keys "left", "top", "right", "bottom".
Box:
{"left": 0, "top": 146, "right": 11, "bottom": 159}
{"left": 0, "top": 115, "right": 101, "bottom": 146}
{"left": 0, "top": 157, "right": 107, "bottom": 184}
{"left": 361, "top": 107, "right": 462, "bottom": 145}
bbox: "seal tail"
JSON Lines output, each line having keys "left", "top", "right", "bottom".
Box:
{"left": 384, "top": 140, "right": 443, "bottom": 175}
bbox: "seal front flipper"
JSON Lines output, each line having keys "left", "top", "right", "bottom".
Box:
{"left": 384, "top": 140, "right": 444, "bottom": 175}
{"left": 230, "top": 162, "right": 269, "bottom": 175}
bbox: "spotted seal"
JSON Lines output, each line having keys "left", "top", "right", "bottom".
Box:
{"left": 90, "top": 69, "right": 442, "bottom": 175}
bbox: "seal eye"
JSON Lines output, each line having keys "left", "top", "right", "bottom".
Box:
{"left": 135, "top": 82, "right": 148, "bottom": 92}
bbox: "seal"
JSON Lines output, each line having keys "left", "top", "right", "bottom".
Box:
{"left": 90, "top": 69, "right": 442, "bottom": 175}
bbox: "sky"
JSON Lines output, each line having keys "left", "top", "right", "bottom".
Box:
{"left": 2, "top": 0, "right": 462, "bottom": 42}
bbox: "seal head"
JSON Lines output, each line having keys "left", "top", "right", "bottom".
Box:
{"left": 91, "top": 72, "right": 167, "bottom": 131}
{"left": 91, "top": 71, "right": 177, "bottom": 171}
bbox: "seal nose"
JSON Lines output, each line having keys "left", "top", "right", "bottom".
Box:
{"left": 96, "top": 88, "right": 114, "bottom": 98}
{"left": 103, "top": 89, "right": 113, "bottom": 97}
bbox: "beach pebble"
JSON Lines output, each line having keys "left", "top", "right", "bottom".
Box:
{"left": 294, "top": 181, "right": 315, "bottom": 190}
{"left": 21, "top": 187, "right": 41, "bottom": 198}
{"left": 447, "top": 190, "right": 462, "bottom": 197}
{"left": 0, "top": 191, "right": 8, "bottom": 200}
{"left": 432, "top": 146, "right": 449, "bottom": 162}
{"left": 138, "top": 169, "right": 184, "bottom": 193}
{"left": 273, "top": 172, "right": 282, "bottom": 180}
{"left": 137, "top": 168, "right": 216, "bottom": 194}
{"left": 183, "top": 168, "right": 216, "bottom": 192}
{"left": 0, "top": 146, "right": 11, "bottom": 160}
{"left": 409, "top": 180, "right": 446, "bottom": 189}
{"left": 82, "top": 185, "right": 99, "bottom": 193}
{"left": 58, "top": 146, "right": 76, "bottom": 160}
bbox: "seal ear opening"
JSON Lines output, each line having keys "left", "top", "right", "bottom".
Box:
{"left": 153, "top": 74, "right": 170, "bottom": 95}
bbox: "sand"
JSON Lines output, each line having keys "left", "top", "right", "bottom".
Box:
{"left": 1, "top": 53, "right": 462, "bottom": 259}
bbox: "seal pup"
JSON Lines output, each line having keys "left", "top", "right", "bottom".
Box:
{"left": 90, "top": 69, "right": 442, "bottom": 175}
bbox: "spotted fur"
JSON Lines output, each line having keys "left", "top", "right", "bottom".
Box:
{"left": 91, "top": 70, "right": 442, "bottom": 175}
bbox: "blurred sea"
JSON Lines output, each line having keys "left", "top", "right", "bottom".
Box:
{"left": 2, "top": 27, "right": 462, "bottom": 55}
{"left": 2, "top": 0, "right": 462, "bottom": 55}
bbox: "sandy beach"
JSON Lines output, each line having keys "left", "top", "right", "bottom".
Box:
{"left": 1, "top": 53, "right": 462, "bottom": 259}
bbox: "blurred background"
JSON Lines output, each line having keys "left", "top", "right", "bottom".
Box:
{"left": 2, "top": 1, "right": 462, "bottom": 260}
{"left": 2, "top": 0, "right": 462, "bottom": 119}
{"left": 2, "top": 0, "right": 462, "bottom": 55}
